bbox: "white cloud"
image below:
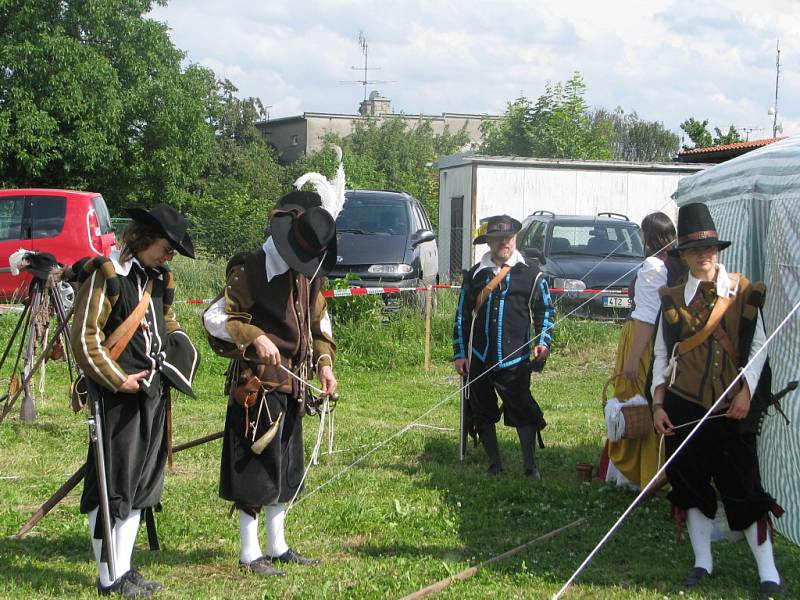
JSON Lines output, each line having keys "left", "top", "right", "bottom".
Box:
{"left": 150, "top": 0, "right": 800, "bottom": 138}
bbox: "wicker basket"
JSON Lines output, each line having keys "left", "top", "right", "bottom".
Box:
{"left": 602, "top": 375, "right": 653, "bottom": 440}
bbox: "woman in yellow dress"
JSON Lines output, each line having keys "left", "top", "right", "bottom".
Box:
{"left": 602, "top": 212, "right": 683, "bottom": 490}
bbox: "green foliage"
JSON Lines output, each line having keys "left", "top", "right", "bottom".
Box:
{"left": 680, "top": 117, "right": 743, "bottom": 150}
{"left": 0, "top": 0, "right": 217, "bottom": 210}
{"left": 591, "top": 107, "right": 680, "bottom": 162}
{"left": 480, "top": 73, "right": 612, "bottom": 160}
{"left": 188, "top": 80, "right": 287, "bottom": 258}
{"left": 298, "top": 119, "right": 469, "bottom": 230}
{"left": 323, "top": 275, "right": 384, "bottom": 326}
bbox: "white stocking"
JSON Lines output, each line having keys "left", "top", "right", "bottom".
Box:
{"left": 88, "top": 507, "right": 114, "bottom": 587}
{"left": 238, "top": 510, "right": 262, "bottom": 564}
{"left": 113, "top": 509, "right": 141, "bottom": 576}
{"left": 265, "top": 503, "right": 289, "bottom": 558}
{"left": 686, "top": 508, "right": 713, "bottom": 573}
{"left": 744, "top": 521, "right": 780, "bottom": 583}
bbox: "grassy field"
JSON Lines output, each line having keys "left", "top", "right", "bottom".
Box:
{"left": 0, "top": 259, "right": 798, "bottom": 599}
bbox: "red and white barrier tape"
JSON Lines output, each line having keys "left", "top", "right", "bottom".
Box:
{"left": 172, "top": 284, "right": 461, "bottom": 305}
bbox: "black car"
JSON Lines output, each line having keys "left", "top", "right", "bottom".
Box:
{"left": 516, "top": 211, "right": 644, "bottom": 319}
{"left": 328, "top": 190, "right": 438, "bottom": 291}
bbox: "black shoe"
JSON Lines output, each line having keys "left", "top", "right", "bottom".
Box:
{"left": 684, "top": 566, "right": 712, "bottom": 588}
{"left": 485, "top": 463, "right": 504, "bottom": 476}
{"left": 271, "top": 548, "right": 320, "bottom": 566}
{"left": 758, "top": 579, "right": 785, "bottom": 599}
{"left": 96, "top": 572, "right": 151, "bottom": 598}
{"left": 126, "top": 570, "right": 162, "bottom": 592}
{"left": 239, "top": 556, "right": 287, "bottom": 577}
{"left": 524, "top": 467, "right": 541, "bottom": 480}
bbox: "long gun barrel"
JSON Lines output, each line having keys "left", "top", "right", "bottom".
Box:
{"left": 88, "top": 396, "right": 117, "bottom": 582}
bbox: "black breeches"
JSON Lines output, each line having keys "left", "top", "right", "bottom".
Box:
{"left": 663, "top": 392, "right": 776, "bottom": 531}
{"left": 467, "top": 360, "right": 544, "bottom": 428}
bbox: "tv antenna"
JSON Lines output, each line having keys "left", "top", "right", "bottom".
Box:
{"left": 768, "top": 40, "right": 782, "bottom": 137}
{"left": 739, "top": 126, "right": 763, "bottom": 142}
{"left": 339, "top": 31, "right": 395, "bottom": 100}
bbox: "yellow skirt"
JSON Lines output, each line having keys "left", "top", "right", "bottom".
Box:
{"left": 606, "top": 319, "right": 662, "bottom": 490}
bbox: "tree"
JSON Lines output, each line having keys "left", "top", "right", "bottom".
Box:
{"left": 0, "top": 0, "right": 217, "bottom": 211}
{"left": 188, "top": 80, "right": 287, "bottom": 258}
{"left": 297, "top": 118, "right": 469, "bottom": 229}
{"left": 592, "top": 107, "right": 680, "bottom": 162}
{"left": 680, "top": 118, "right": 743, "bottom": 150}
{"left": 480, "top": 73, "right": 612, "bottom": 160}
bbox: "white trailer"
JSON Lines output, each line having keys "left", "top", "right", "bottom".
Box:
{"left": 436, "top": 154, "right": 707, "bottom": 281}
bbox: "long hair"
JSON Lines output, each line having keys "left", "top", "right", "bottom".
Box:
{"left": 119, "top": 221, "right": 164, "bottom": 263}
{"left": 640, "top": 211, "right": 685, "bottom": 285}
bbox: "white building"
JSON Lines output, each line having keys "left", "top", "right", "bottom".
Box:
{"left": 436, "top": 153, "right": 708, "bottom": 281}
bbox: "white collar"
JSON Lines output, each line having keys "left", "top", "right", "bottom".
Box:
{"left": 684, "top": 263, "right": 737, "bottom": 305}
{"left": 474, "top": 249, "right": 525, "bottom": 279}
{"left": 111, "top": 248, "right": 142, "bottom": 277}
{"left": 263, "top": 237, "right": 290, "bottom": 282}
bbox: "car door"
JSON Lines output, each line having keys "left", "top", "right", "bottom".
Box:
{"left": 412, "top": 200, "right": 437, "bottom": 285}
{"left": 0, "top": 194, "right": 33, "bottom": 300}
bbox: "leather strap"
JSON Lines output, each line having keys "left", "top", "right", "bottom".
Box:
{"left": 105, "top": 280, "right": 154, "bottom": 360}
{"left": 675, "top": 274, "right": 740, "bottom": 357}
{"left": 473, "top": 265, "right": 511, "bottom": 316}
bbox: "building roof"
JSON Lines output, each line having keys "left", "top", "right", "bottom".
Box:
{"left": 677, "top": 137, "right": 786, "bottom": 162}
{"left": 436, "top": 152, "right": 708, "bottom": 174}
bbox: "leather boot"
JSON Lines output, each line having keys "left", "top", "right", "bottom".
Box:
{"left": 479, "top": 423, "right": 502, "bottom": 474}
{"left": 517, "top": 425, "right": 540, "bottom": 479}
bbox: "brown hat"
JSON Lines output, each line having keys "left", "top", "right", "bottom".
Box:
{"left": 473, "top": 215, "right": 522, "bottom": 245}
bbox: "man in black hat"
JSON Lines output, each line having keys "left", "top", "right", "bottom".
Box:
{"left": 651, "top": 202, "right": 784, "bottom": 598}
{"left": 452, "top": 214, "right": 555, "bottom": 478}
{"left": 71, "top": 203, "right": 200, "bottom": 597}
{"left": 204, "top": 190, "right": 337, "bottom": 577}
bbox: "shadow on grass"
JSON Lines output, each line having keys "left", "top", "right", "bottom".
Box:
{"left": 361, "top": 434, "right": 774, "bottom": 600}
{"left": 0, "top": 529, "right": 223, "bottom": 594}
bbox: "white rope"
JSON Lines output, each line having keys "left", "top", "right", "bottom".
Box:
{"left": 295, "top": 238, "right": 680, "bottom": 508}
{"left": 552, "top": 295, "right": 800, "bottom": 600}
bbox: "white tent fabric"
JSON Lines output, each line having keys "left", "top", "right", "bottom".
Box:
{"left": 673, "top": 135, "right": 800, "bottom": 545}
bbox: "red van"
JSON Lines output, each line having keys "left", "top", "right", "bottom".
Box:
{"left": 0, "top": 189, "right": 117, "bottom": 301}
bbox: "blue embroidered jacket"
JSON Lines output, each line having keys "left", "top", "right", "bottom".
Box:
{"left": 453, "top": 261, "right": 555, "bottom": 368}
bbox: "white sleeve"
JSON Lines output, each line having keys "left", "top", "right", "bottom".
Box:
{"left": 650, "top": 318, "right": 669, "bottom": 398}
{"left": 203, "top": 297, "right": 235, "bottom": 343}
{"left": 742, "top": 311, "right": 768, "bottom": 394}
{"left": 630, "top": 258, "right": 667, "bottom": 325}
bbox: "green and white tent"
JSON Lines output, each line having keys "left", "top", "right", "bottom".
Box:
{"left": 673, "top": 135, "right": 800, "bottom": 545}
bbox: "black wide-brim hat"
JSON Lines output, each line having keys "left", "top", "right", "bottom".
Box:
{"left": 473, "top": 214, "right": 522, "bottom": 245}
{"left": 271, "top": 206, "right": 337, "bottom": 277}
{"left": 22, "top": 252, "right": 58, "bottom": 280}
{"left": 126, "top": 203, "right": 195, "bottom": 259}
{"left": 669, "top": 202, "right": 731, "bottom": 256}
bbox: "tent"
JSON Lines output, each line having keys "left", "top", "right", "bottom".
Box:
{"left": 673, "top": 135, "right": 800, "bottom": 544}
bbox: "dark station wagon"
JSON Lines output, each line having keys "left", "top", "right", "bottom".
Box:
{"left": 516, "top": 211, "right": 644, "bottom": 319}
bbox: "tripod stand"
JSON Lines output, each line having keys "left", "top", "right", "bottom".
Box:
{"left": 0, "top": 259, "right": 77, "bottom": 422}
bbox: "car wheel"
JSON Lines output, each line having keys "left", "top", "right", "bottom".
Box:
{"left": 57, "top": 281, "right": 76, "bottom": 311}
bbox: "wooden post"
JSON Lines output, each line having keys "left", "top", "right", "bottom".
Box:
{"left": 423, "top": 287, "right": 432, "bottom": 370}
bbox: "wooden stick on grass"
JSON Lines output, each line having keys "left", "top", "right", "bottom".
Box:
{"left": 400, "top": 517, "right": 585, "bottom": 600}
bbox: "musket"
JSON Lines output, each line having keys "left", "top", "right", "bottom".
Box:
{"left": 459, "top": 375, "right": 467, "bottom": 463}
{"left": 87, "top": 381, "right": 117, "bottom": 581}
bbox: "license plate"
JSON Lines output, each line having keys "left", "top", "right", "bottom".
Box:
{"left": 602, "top": 296, "right": 630, "bottom": 308}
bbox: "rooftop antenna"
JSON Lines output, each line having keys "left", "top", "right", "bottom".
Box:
{"left": 739, "top": 126, "right": 763, "bottom": 142}
{"left": 768, "top": 40, "right": 781, "bottom": 138}
{"left": 338, "top": 31, "right": 394, "bottom": 100}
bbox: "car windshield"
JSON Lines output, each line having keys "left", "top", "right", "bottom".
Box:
{"left": 336, "top": 200, "right": 409, "bottom": 235}
{"left": 549, "top": 223, "right": 644, "bottom": 257}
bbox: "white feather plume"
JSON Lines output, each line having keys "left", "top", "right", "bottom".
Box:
{"left": 293, "top": 144, "right": 346, "bottom": 219}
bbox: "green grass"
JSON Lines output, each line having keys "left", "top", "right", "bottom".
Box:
{"left": 0, "top": 262, "right": 798, "bottom": 599}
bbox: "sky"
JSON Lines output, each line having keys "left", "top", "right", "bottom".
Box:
{"left": 149, "top": 0, "right": 800, "bottom": 143}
